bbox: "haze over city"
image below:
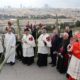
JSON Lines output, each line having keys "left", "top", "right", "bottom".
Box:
{"left": 0, "top": 0, "right": 80, "bottom": 8}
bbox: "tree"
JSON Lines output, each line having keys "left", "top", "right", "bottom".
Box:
{"left": 75, "top": 20, "right": 80, "bottom": 27}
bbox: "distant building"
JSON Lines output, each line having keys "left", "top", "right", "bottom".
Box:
{"left": 61, "top": 19, "right": 75, "bottom": 25}
{"left": 44, "top": 4, "right": 50, "bottom": 9}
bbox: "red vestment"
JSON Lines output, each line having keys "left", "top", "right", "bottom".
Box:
{"left": 72, "top": 42, "right": 80, "bottom": 59}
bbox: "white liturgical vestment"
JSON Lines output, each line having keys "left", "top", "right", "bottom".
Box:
{"left": 22, "top": 34, "right": 36, "bottom": 57}
{"left": 4, "top": 32, "right": 16, "bottom": 63}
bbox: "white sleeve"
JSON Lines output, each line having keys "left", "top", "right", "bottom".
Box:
{"left": 28, "top": 35, "right": 36, "bottom": 47}
{"left": 43, "top": 34, "right": 52, "bottom": 47}
{"left": 11, "top": 34, "right": 16, "bottom": 47}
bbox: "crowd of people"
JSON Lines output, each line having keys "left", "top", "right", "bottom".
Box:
{"left": 0, "top": 21, "right": 80, "bottom": 80}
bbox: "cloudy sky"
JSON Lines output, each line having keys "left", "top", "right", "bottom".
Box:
{"left": 0, "top": 0, "right": 80, "bottom": 8}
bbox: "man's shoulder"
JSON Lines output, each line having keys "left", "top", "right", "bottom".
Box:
{"left": 28, "top": 34, "right": 33, "bottom": 37}
{"left": 44, "top": 33, "right": 50, "bottom": 37}
{"left": 4, "top": 33, "right": 8, "bottom": 35}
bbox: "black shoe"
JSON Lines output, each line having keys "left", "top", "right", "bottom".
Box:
{"left": 10, "top": 62, "right": 15, "bottom": 66}
{"left": 51, "top": 64, "right": 56, "bottom": 67}
{"left": 18, "top": 58, "right": 22, "bottom": 61}
{"left": 49, "top": 62, "right": 52, "bottom": 64}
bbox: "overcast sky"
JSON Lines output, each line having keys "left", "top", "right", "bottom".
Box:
{"left": 0, "top": 0, "right": 80, "bottom": 8}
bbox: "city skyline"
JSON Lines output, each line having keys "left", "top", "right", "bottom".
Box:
{"left": 0, "top": 0, "right": 80, "bottom": 9}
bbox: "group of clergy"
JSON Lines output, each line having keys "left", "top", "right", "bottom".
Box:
{"left": 0, "top": 21, "right": 80, "bottom": 80}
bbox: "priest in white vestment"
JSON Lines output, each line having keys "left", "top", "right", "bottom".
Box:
{"left": 4, "top": 27, "right": 16, "bottom": 65}
{"left": 37, "top": 27, "right": 51, "bottom": 67}
{"left": 22, "top": 28, "right": 36, "bottom": 65}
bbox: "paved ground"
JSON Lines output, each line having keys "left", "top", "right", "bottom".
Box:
{"left": 0, "top": 57, "right": 66, "bottom": 80}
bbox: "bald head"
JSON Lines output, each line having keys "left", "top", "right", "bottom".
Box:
{"left": 63, "top": 32, "right": 69, "bottom": 40}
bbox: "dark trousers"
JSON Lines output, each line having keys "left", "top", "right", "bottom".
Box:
{"left": 51, "top": 51, "right": 57, "bottom": 65}
{"left": 22, "top": 57, "right": 34, "bottom": 65}
{"left": 0, "top": 53, "right": 4, "bottom": 63}
{"left": 37, "top": 53, "right": 48, "bottom": 67}
{"left": 16, "top": 42, "right": 23, "bottom": 60}
{"left": 0, "top": 53, "right": 2, "bottom": 58}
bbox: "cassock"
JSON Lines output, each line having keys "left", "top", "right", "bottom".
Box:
{"left": 56, "top": 38, "right": 70, "bottom": 73}
{"left": 37, "top": 33, "right": 51, "bottom": 67}
{"left": 50, "top": 35, "right": 61, "bottom": 66}
{"left": 4, "top": 32, "right": 16, "bottom": 64}
{"left": 22, "top": 34, "right": 36, "bottom": 65}
{"left": 16, "top": 36, "right": 23, "bottom": 61}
